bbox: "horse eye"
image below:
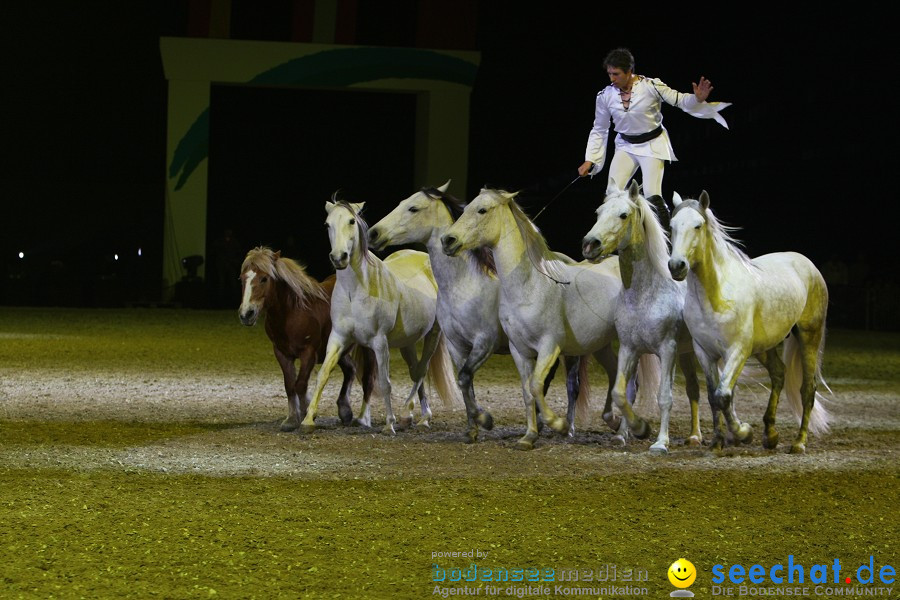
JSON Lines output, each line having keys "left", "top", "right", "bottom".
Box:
{"left": 408, "top": 207, "right": 419, "bottom": 213}
{"left": 694, "top": 224, "right": 701, "bottom": 230}
{"left": 477, "top": 208, "right": 488, "bottom": 214}
{"left": 260, "top": 276, "right": 268, "bottom": 283}
{"left": 349, "top": 219, "right": 356, "bottom": 226}
{"left": 619, "top": 212, "right": 627, "bottom": 220}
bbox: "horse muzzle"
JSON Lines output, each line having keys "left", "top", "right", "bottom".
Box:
{"left": 440, "top": 234, "right": 461, "bottom": 257}
{"left": 367, "top": 228, "right": 386, "bottom": 252}
{"left": 582, "top": 236, "right": 603, "bottom": 261}
{"left": 668, "top": 257, "right": 688, "bottom": 281}
{"left": 239, "top": 307, "right": 258, "bottom": 326}
{"left": 330, "top": 252, "right": 349, "bottom": 270}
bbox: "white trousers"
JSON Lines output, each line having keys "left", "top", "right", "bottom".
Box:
{"left": 608, "top": 150, "right": 665, "bottom": 197}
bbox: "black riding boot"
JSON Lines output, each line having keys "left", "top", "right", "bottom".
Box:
{"left": 646, "top": 195, "right": 670, "bottom": 231}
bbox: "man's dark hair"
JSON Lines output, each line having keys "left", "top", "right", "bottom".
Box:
{"left": 603, "top": 48, "right": 635, "bottom": 72}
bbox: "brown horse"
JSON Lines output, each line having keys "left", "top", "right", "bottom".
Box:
{"left": 239, "top": 246, "right": 374, "bottom": 431}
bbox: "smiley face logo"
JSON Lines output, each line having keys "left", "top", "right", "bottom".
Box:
{"left": 668, "top": 558, "right": 697, "bottom": 588}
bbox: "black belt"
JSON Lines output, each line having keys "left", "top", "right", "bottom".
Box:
{"left": 619, "top": 125, "right": 663, "bottom": 144}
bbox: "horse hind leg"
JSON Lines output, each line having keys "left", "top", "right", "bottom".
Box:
{"left": 678, "top": 351, "right": 703, "bottom": 446}
{"left": 790, "top": 325, "right": 826, "bottom": 454}
{"left": 353, "top": 346, "right": 376, "bottom": 428}
{"left": 756, "top": 347, "right": 786, "bottom": 450}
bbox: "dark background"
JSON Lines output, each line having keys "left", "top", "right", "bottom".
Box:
{"left": 1, "top": 2, "right": 894, "bottom": 326}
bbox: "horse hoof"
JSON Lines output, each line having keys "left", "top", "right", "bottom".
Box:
{"left": 711, "top": 436, "right": 725, "bottom": 451}
{"left": 298, "top": 423, "right": 317, "bottom": 434}
{"left": 649, "top": 443, "right": 669, "bottom": 455}
{"left": 338, "top": 409, "right": 354, "bottom": 427}
{"left": 612, "top": 434, "right": 626, "bottom": 446}
{"left": 687, "top": 435, "right": 702, "bottom": 447}
{"left": 381, "top": 424, "right": 396, "bottom": 436}
{"left": 478, "top": 411, "right": 494, "bottom": 431}
{"left": 603, "top": 414, "right": 622, "bottom": 432}
{"left": 515, "top": 438, "right": 535, "bottom": 451}
{"left": 351, "top": 417, "right": 371, "bottom": 428}
{"left": 632, "top": 418, "right": 651, "bottom": 440}
{"left": 280, "top": 418, "right": 300, "bottom": 432}
{"left": 550, "top": 416, "right": 569, "bottom": 435}
{"left": 763, "top": 432, "right": 779, "bottom": 450}
{"left": 397, "top": 417, "right": 413, "bottom": 430}
{"left": 790, "top": 442, "right": 806, "bottom": 454}
{"left": 415, "top": 420, "right": 431, "bottom": 432}
{"left": 465, "top": 430, "right": 479, "bottom": 444}
{"left": 737, "top": 423, "right": 753, "bottom": 444}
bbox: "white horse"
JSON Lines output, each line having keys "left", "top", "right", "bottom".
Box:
{"left": 667, "top": 190, "right": 831, "bottom": 453}
{"left": 442, "top": 188, "right": 650, "bottom": 449}
{"left": 368, "top": 182, "right": 601, "bottom": 443}
{"left": 300, "top": 199, "right": 459, "bottom": 435}
{"left": 582, "top": 179, "right": 703, "bottom": 453}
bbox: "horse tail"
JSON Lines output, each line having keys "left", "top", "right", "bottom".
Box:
{"left": 574, "top": 354, "right": 592, "bottom": 427}
{"left": 782, "top": 328, "right": 831, "bottom": 435}
{"left": 634, "top": 353, "right": 661, "bottom": 414}
{"left": 426, "top": 333, "right": 464, "bottom": 410}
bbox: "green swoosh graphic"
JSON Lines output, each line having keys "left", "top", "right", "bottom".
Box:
{"left": 169, "top": 47, "right": 478, "bottom": 190}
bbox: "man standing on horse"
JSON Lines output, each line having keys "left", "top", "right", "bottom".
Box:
{"left": 577, "top": 48, "right": 731, "bottom": 228}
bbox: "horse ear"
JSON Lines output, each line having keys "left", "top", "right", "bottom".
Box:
{"left": 699, "top": 191, "right": 710, "bottom": 210}
{"left": 351, "top": 202, "right": 365, "bottom": 214}
{"left": 325, "top": 201, "right": 335, "bottom": 214}
{"left": 606, "top": 177, "right": 619, "bottom": 195}
{"left": 273, "top": 250, "right": 281, "bottom": 260}
{"left": 499, "top": 191, "right": 516, "bottom": 204}
{"left": 438, "top": 179, "right": 451, "bottom": 193}
{"left": 627, "top": 180, "right": 640, "bottom": 199}
{"left": 672, "top": 192, "right": 683, "bottom": 207}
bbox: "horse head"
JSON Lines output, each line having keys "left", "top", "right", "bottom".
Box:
{"left": 441, "top": 188, "right": 516, "bottom": 257}
{"left": 239, "top": 247, "right": 280, "bottom": 325}
{"left": 582, "top": 179, "right": 644, "bottom": 260}
{"left": 369, "top": 180, "right": 454, "bottom": 251}
{"left": 668, "top": 190, "right": 711, "bottom": 281}
{"left": 325, "top": 197, "right": 367, "bottom": 270}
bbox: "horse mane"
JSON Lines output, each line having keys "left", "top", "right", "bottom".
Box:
{"left": 630, "top": 193, "right": 671, "bottom": 279}
{"left": 241, "top": 246, "right": 327, "bottom": 309}
{"left": 421, "top": 186, "right": 497, "bottom": 277}
{"left": 673, "top": 199, "right": 757, "bottom": 272}
{"left": 503, "top": 194, "right": 569, "bottom": 284}
{"left": 331, "top": 194, "right": 374, "bottom": 265}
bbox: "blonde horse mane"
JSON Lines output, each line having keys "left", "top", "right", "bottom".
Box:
{"left": 241, "top": 246, "right": 327, "bottom": 309}
{"left": 673, "top": 195, "right": 758, "bottom": 274}
{"left": 505, "top": 196, "right": 569, "bottom": 284}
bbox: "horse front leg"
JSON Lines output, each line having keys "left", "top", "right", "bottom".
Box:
{"left": 678, "top": 351, "right": 703, "bottom": 446}
{"left": 530, "top": 346, "right": 568, "bottom": 436}
{"left": 300, "top": 335, "right": 347, "bottom": 433}
{"left": 455, "top": 337, "right": 496, "bottom": 443}
{"left": 371, "top": 338, "right": 396, "bottom": 435}
{"left": 602, "top": 344, "right": 646, "bottom": 445}
{"left": 650, "top": 342, "right": 679, "bottom": 454}
{"left": 335, "top": 347, "right": 358, "bottom": 426}
{"left": 274, "top": 346, "right": 302, "bottom": 431}
{"left": 509, "top": 346, "right": 539, "bottom": 450}
{"left": 717, "top": 349, "right": 753, "bottom": 446}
